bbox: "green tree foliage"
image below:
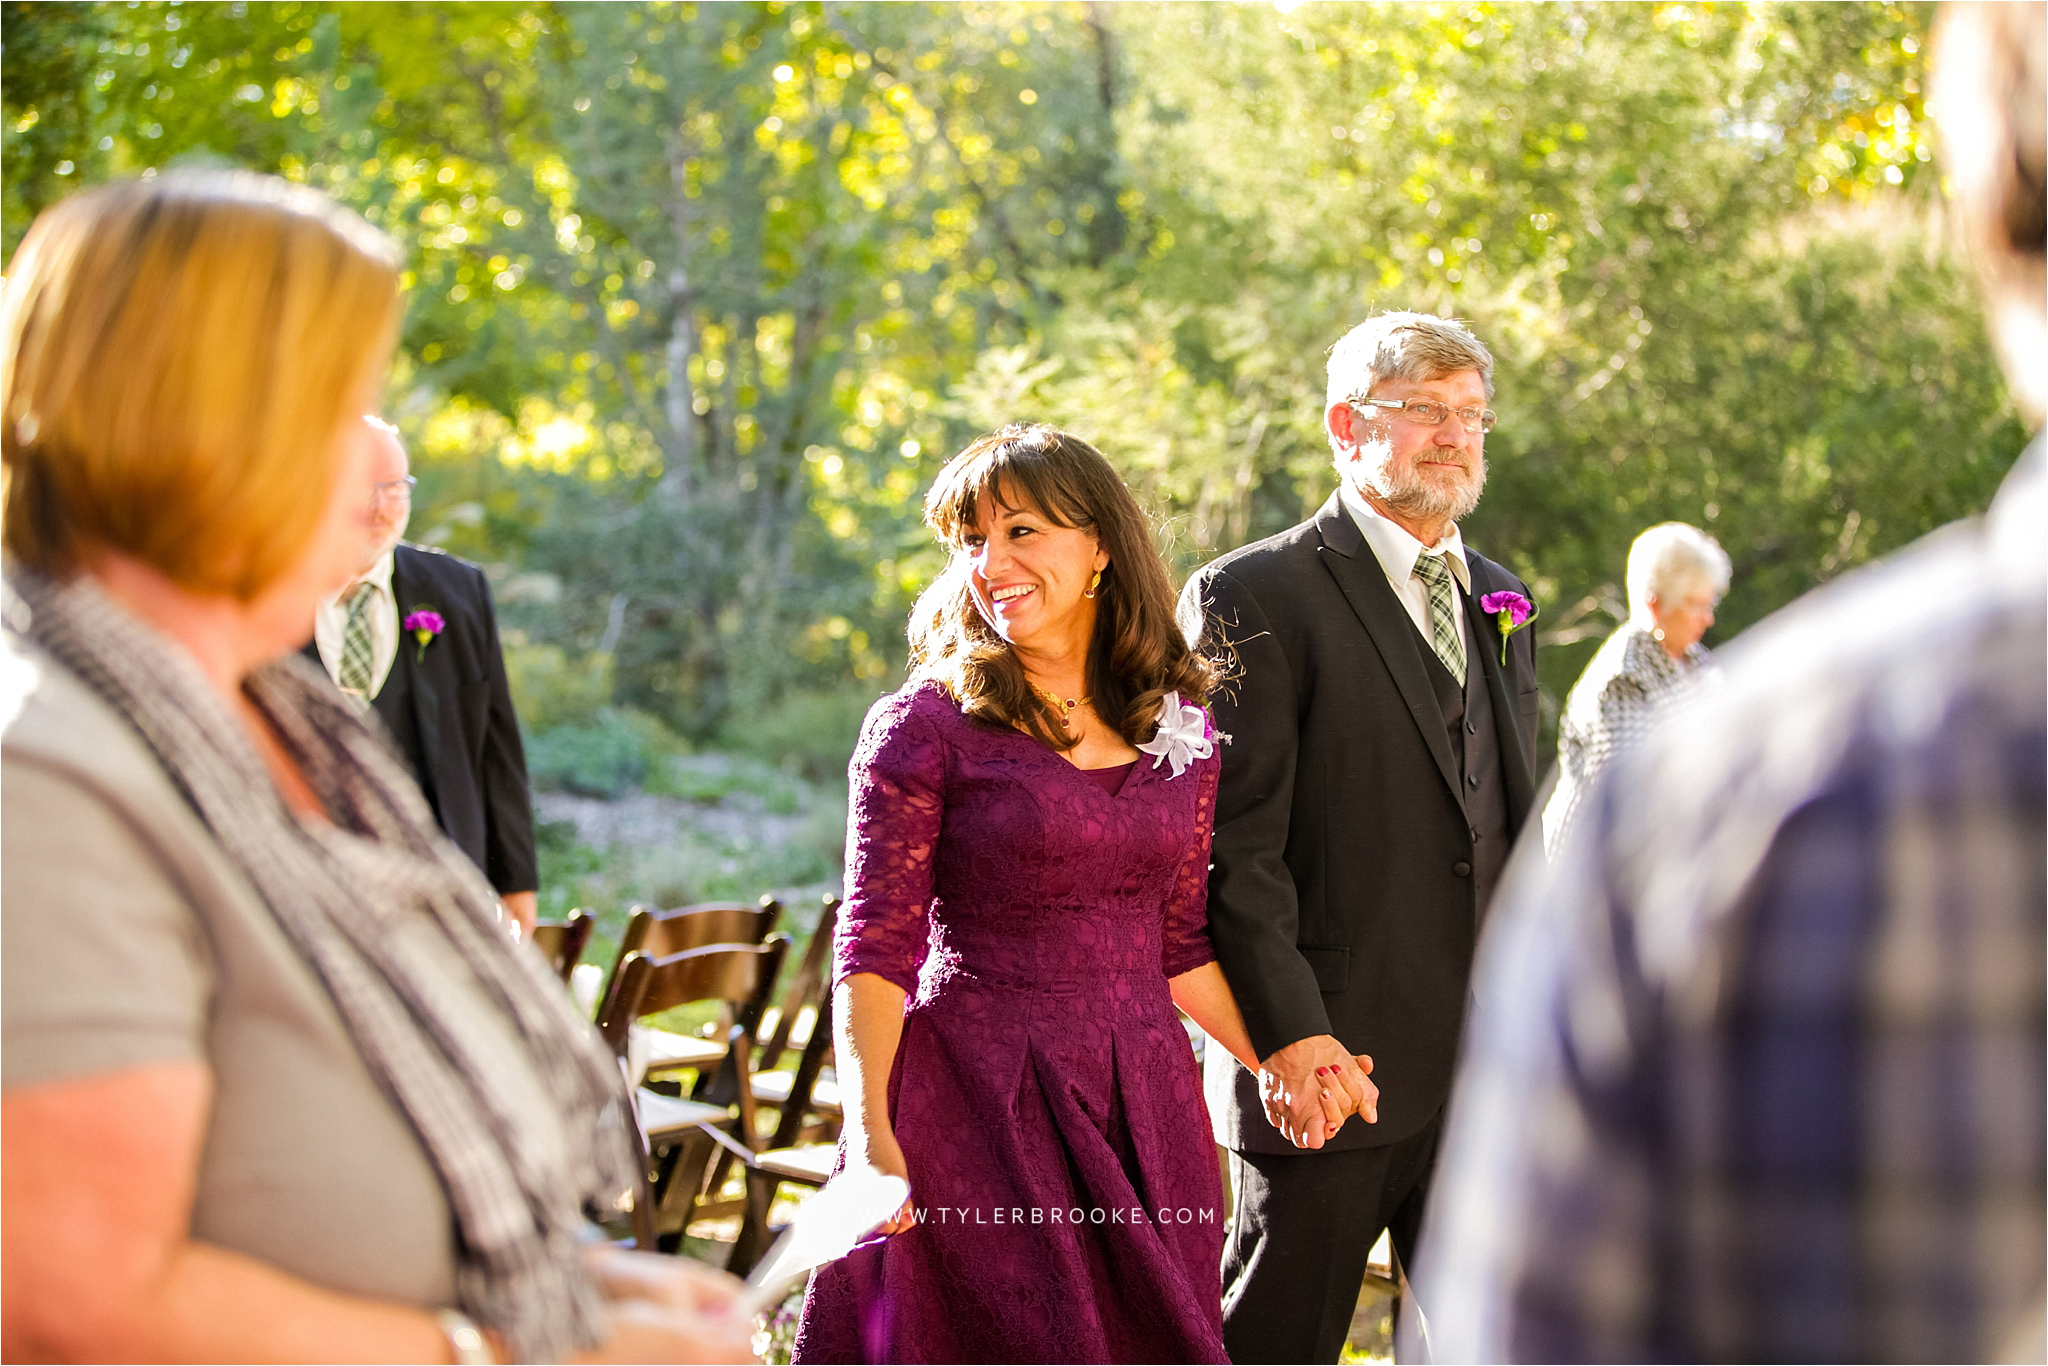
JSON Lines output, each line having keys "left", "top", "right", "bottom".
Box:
{"left": 3, "top": 1, "right": 2025, "bottom": 749}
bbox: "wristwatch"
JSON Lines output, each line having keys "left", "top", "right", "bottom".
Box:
{"left": 435, "top": 1309, "right": 494, "bottom": 1366}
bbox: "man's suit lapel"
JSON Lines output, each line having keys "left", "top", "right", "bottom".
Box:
{"left": 388, "top": 548, "right": 446, "bottom": 777}
{"left": 1464, "top": 556, "right": 1537, "bottom": 828}
{"left": 1312, "top": 497, "right": 1467, "bottom": 814}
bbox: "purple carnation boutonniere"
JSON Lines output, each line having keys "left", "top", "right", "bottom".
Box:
{"left": 403, "top": 607, "right": 446, "bottom": 662}
{"left": 1479, "top": 590, "right": 1538, "bottom": 665}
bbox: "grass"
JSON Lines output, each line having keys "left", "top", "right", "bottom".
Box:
{"left": 1344, "top": 1289, "right": 1396, "bottom": 1362}
{"left": 533, "top": 778, "right": 844, "bottom": 979}
{"left": 647, "top": 751, "right": 811, "bottom": 813}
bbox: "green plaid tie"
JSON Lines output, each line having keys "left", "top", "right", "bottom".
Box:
{"left": 1412, "top": 552, "right": 1466, "bottom": 687}
{"left": 337, "top": 580, "right": 379, "bottom": 699}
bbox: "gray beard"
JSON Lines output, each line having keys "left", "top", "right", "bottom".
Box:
{"left": 1364, "top": 459, "right": 1486, "bottom": 525}
{"left": 361, "top": 527, "right": 407, "bottom": 575}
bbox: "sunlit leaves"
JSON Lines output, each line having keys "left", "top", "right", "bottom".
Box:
{"left": 1, "top": 0, "right": 2014, "bottom": 743}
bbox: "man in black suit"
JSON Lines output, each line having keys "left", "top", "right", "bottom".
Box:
{"left": 1179, "top": 313, "right": 1540, "bottom": 1362}
{"left": 310, "top": 418, "right": 540, "bottom": 932}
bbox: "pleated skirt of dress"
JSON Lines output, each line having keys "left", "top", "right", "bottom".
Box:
{"left": 791, "top": 986, "right": 1228, "bottom": 1365}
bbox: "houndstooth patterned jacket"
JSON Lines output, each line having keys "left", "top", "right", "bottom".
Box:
{"left": 1542, "top": 622, "right": 1713, "bottom": 856}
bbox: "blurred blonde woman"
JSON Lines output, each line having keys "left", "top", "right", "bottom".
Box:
{"left": 1541, "top": 522, "right": 1730, "bottom": 855}
{"left": 0, "top": 172, "right": 751, "bottom": 1364}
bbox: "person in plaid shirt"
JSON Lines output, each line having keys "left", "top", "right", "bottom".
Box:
{"left": 1417, "top": 5, "right": 2047, "bottom": 1360}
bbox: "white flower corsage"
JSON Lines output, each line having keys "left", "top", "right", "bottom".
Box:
{"left": 1135, "top": 690, "right": 1214, "bottom": 779}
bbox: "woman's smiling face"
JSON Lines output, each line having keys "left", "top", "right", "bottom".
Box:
{"left": 961, "top": 479, "right": 1109, "bottom": 652}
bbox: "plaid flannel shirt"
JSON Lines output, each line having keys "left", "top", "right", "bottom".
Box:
{"left": 1420, "top": 440, "right": 2047, "bottom": 1364}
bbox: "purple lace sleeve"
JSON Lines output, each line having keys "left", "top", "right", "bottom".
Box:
{"left": 1161, "top": 717, "right": 1221, "bottom": 979}
{"left": 833, "top": 689, "right": 947, "bottom": 993}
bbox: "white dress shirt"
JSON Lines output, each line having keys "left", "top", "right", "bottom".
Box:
{"left": 314, "top": 550, "right": 400, "bottom": 700}
{"left": 1338, "top": 481, "right": 1470, "bottom": 654}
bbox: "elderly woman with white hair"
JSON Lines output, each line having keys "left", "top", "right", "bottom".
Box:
{"left": 1541, "top": 522, "right": 1731, "bottom": 854}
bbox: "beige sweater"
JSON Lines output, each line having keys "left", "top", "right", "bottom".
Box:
{"left": 1, "top": 644, "right": 462, "bottom": 1308}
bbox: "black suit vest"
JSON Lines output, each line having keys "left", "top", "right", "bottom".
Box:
{"left": 1416, "top": 626, "right": 1512, "bottom": 917}
{"left": 370, "top": 637, "right": 431, "bottom": 803}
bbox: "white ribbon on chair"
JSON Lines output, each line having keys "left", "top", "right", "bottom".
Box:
{"left": 620, "top": 1024, "right": 654, "bottom": 1089}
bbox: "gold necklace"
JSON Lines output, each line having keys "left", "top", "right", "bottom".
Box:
{"left": 1031, "top": 683, "right": 1091, "bottom": 728}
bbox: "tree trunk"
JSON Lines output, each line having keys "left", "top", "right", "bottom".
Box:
{"left": 662, "top": 130, "right": 698, "bottom": 504}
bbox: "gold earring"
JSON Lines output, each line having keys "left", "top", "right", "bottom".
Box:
{"left": 1084, "top": 569, "right": 1102, "bottom": 599}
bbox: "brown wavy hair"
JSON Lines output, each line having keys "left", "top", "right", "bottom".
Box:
{"left": 908, "top": 422, "right": 1220, "bottom": 752}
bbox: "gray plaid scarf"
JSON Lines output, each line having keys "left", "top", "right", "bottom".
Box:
{"left": 11, "top": 566, "right": 637, "bottom": 1363}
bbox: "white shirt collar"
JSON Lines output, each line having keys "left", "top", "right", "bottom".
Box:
{"left": 332, "top": 548, "right": 396, "bottom": 606}
{"left": 1337, "top": 482, "right": 1470, "bottom": 592}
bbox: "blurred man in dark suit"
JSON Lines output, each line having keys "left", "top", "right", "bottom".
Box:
{"left": 311, "top": 418, "right": 539, "bottom": 933}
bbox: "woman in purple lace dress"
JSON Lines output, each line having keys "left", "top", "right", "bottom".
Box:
{"left": 793, "top": 425, "right": 1352, "bottom": 1364}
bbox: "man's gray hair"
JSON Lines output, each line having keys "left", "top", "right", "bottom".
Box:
{"left": 1326, "top": 312, "right": 1495, "bottom": 409}
{"left": 1324, "top": 313, "right": 1495, "bottom": 462}
{"left": 1626, "top": 522, "right": 1731, "bottom": 627}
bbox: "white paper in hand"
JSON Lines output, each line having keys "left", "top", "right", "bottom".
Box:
{"left": 737, "top": 1169, "right": 910, "bottom": 1317}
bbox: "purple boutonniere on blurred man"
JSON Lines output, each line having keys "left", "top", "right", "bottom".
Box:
{"left": 403, "top": 606, "right": 445, "bottom": 662}
{"left": 1480, "top": 590, "right": 1537, "bottom": 665}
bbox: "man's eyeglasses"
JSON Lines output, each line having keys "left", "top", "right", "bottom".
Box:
{"left": 371, "top": 475, "right": 417, "bottom": 505}
{"left": 1351, "top": 396, "right": 1498, "bottom": 435}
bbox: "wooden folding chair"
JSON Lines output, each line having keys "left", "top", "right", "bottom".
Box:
{"left": 725, "top": 973, "right": 843, "bottom": 1276}
{"left": 748, "top": 894, "right": 842, "bottom": 1142}
{"left": 593, "top": 897, "right": 784, "bottom": 1083}
{"left": 675, "top": 894, "right": 847, "bottom": 1239}
{"left": 527, "top": 907, "right": 593, "bottom": 984}
{"left": 596, "top": 936, "right": 791, "bottom": 1250}
{"left": 619, "top": 897, "right": 785, "bottom": 962}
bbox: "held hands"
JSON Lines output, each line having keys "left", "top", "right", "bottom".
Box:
{"left": 1257, "top": 1035, "right": 1378, "bottom": 1149}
